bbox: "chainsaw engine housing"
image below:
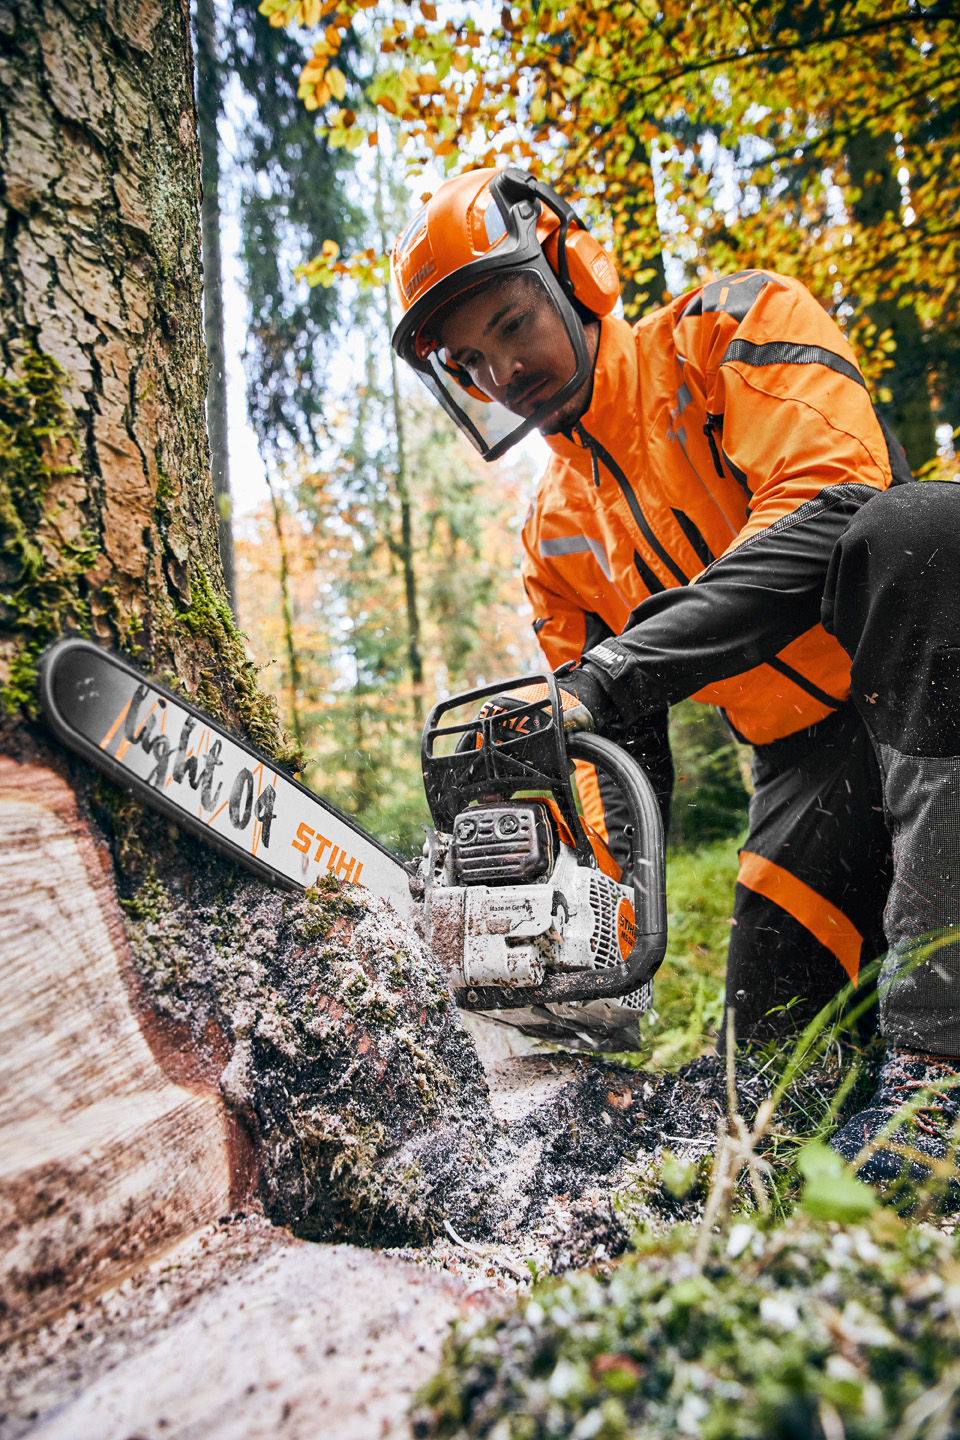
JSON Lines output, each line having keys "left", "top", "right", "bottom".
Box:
{"left": 419, "top": 673, "right": 666, "bottom": 1052}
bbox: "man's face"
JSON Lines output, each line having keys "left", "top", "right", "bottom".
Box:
{"left": 438, "top": 273, "right": 596, "bottom": 435}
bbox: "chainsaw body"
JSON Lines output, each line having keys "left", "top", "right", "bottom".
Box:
{"left": 418, "top": 674, "right": 667, "bottom": 1051}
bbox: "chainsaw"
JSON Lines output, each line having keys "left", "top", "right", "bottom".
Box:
{"left": 39, "top": 640, "right": 666, "bottom": 1052}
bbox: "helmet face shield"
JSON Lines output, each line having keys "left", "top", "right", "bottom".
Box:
{"left": 400, "top": 260, "right": 591, "bottom": 462}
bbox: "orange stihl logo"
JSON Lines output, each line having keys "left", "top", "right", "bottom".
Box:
{"left": 481, "top": 704, "right": 535, "bottom": 735}
{"left": 291, "top": 822, "right": 364, "bottom": 885}
{"left": 404, "top": 257, "right": 436, "bottom": 299}
{"left": 617, "top": 897, "right": 636, "bottom": 959}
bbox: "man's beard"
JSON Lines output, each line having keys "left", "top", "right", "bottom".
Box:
{"left": 537, "top": 370, "right": 595, "bottom": 436}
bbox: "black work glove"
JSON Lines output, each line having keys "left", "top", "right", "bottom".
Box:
{"left": 456, "top": 679, "right": 596, "bottom": 754}
{"left": 552, "top": 662, "right": 623, "bottom": 735}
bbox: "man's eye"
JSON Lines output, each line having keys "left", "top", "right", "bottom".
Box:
{"left": 503, "top": 312, "right": 526, "bottom": 336}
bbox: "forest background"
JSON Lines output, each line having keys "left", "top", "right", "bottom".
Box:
{"left": 208, "top": 0, "right": 958, "bottom": 1049}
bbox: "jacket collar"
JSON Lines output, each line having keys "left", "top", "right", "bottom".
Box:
{"left": 544, "top": 315, "right": 638, "bottom": 467}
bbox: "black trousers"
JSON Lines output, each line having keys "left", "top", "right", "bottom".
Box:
{"left": 729, "top": 482, "right": 960, "bottom": 1050}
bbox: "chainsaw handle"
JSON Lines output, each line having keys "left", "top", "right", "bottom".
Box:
{"left": 566, "top": 731, "right": 666, "bottom": 942}
{"left": 565, "top": 731, "right": 667, "bottom": 995}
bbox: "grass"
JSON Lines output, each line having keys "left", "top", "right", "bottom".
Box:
{"left": 413, "top": 937, "right": 960, "bottom": 1440}
{"left": 626, "top": 840, "right": 740, "bottom": 1070}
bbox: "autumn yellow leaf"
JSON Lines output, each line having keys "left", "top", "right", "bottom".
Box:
{"left": 327, "top": 67, "right": 346, "bottom": 100}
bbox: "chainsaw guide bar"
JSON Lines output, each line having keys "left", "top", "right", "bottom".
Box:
{"left": 39, "top": 638, "right": 414, "bottom": 920}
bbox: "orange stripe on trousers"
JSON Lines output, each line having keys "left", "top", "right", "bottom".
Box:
{"left": 737, "top": 850, "right": 863, "bottom": 984}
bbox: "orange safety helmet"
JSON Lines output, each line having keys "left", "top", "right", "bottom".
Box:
{"left": 391, "top": 167, "right": 620, "bottom": 461}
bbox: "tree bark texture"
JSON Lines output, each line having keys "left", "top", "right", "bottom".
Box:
{"left": 0, "top": 0, "right": 292, "bottom": 1336}
{"left": 194, "top": 0, "right": 237, "bottom": 613}
{"left": 0, "top": 0, "right": 285, "bottom": 748}
{"left": 0, "top": 0, "right": 712, "bottom": 1352}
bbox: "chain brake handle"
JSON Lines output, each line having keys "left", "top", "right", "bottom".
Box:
{"left": 420, "top": 671, "right": 594, "bottom": 868}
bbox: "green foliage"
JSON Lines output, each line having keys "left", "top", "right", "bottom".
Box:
{"left": 411, "top": 1210, "right": 960, "bottom": 1440}
{"left": 621, "top": 841, "right": 739, "bottom": 1071}
{"left": 668, "top": 701, "right": 750, "bottom": 851}
{"left": 277, "top": 0, "right": 959, "bottom": 472}
{"left": 798, "top": 1142, "right": 878, "bottom": 1225}
{"left": 0, "top": 349, "right": 97, "bottom": 716}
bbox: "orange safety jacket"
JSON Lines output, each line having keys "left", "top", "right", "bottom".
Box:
{"left": 522, "top": 270, "right": 908, "bottom": 752}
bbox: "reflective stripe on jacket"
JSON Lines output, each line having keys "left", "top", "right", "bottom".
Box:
{"left": 522, "top": 269, "right": 901, "bottom": 746}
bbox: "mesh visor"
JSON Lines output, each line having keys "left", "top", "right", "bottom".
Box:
{"left": 415, "top": 269, "right": 584, "bottom": 462}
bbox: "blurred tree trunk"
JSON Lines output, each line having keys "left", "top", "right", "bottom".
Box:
{"left": 195, "top": 0, "right": 238, "bottom": 611}
{"left": 847, "top": 127, "right": 937, "bottom": 472}
{"left": 374, "top": 141, "right": 424, "bottom": 725}
{"left": 614, "top": 133, "right": 668, "bottom": 321}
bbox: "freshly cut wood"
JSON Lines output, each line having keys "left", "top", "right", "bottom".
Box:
{"left": 0, "top": 758, "right": 238, "bottom": 1343}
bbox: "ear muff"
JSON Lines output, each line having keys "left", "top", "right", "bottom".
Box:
{"left": 437, "top": 353, "right": 491, "bottom": 403}
{"left": 541, "top": 226, "right": 620, "bottom": 317}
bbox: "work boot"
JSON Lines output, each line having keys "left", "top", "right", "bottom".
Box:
{"left": 830, "top": 1049, "right": 960, "bottom": 1188}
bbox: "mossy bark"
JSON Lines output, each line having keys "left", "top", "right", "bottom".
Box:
{"left": 0, "top": 0, "right": 292, "bottom": 760}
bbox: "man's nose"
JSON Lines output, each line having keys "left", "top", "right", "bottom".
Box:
{"left": 488, "top": 347, "right": 523, "bottom": 392}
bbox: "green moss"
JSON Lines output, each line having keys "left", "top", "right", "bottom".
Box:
{"left": 413, "top": 1213, "right": 960, "bottom": 1439}
{"left": 0, "top": 349, "right": 97, "bottom": 715}
{"left": 120, "top": 875, "right": 170, "bottom": 925}
{"left": 177, "top": 564, "right": 302, "bottom": 771}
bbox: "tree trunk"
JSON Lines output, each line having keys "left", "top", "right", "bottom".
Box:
{"left": 0, "top": 0, "right": 291, "bottom": 1337}
{"left": 0, "top": 0, "right": 701, "bottom": 1351}
{"left": 266, "top": 471, "right": 304, "bottom": 746}
{"left": 610, "top": 134, "right": 668, "bottom": 321}
{"left": 374, "top": 139, "right": 424, "bottom": 725}
{"left": 195, "top": 0, "right": 237, "bottom": 612}
{"left": 847, "top": 128, "right": 938, "bottom": 472}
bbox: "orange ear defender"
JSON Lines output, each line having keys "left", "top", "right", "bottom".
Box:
{"left": 541, "top": 224, "right": 620, "bottom": 317}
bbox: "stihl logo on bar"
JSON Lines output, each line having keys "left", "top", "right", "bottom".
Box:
{"left": 291, "top": 823, "right": 364, "bottom": 885}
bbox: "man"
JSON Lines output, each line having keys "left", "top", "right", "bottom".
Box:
{"left": 391, "top": 165, "right": 960, "bottom": 1182}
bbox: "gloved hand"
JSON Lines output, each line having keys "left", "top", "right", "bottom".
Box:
{"left": 459, "top": 666, "right": 616, "bottom": 754}
{"left": 472, "top": 680, "right": 596, "bottom": 738}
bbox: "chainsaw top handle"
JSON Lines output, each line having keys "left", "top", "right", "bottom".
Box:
{"left": 421, "top": 671, "right": 593, "bottom": 867}
{"left": 421, "top": 676, "right": 667, "bottom": 972}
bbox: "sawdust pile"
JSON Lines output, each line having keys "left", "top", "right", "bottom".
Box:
{"left": 122, "top": 864, "right": 737, "bottom": 1250}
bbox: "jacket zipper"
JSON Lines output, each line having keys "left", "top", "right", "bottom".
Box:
{"left": 572, "top": 422, "right": 689, "bottom": 586}
{"left": 703, "top": 412, "right": 725, "bottom": 479}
